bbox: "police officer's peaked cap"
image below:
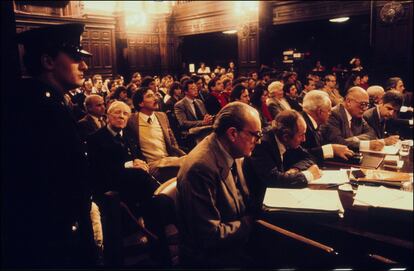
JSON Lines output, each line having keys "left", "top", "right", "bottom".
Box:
{"left": 17, "top": 23, "right": 92, "bottom": 59}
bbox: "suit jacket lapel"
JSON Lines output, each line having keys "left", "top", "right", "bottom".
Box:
{"left": 184, "top": 98, "right": 197, "bottom": 120}
{"left": 155, "top": 112, "right": 172, "bottom": 153}
{"left": 210, "top": 136, "right": 242, "bottom": 214}
{"left": 266, "top": 132, "right": 284, "bottom": 172}
{"left": 339, "top": 104, "right": 352, "bottom": 137}
{"left": 373, "top": 107, "right": 382, "bottom": 138}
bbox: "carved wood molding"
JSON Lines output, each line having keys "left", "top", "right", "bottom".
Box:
{"left": 271, "top": 0, "right": 371, "bottom": 25}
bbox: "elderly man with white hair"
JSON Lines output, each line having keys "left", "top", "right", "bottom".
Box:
{"left": 320, "top": 87, "right": 383, "bottom": 151}
{"left": 301, "top": 90, "right": 354, "bottom": 162}
{"left": 366, "top": 85, "right": 385, "bottom": 108}
{"left": 266, "top": 80, "right": 291, "bottom": 119}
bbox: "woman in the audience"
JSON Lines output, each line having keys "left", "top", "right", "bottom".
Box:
{"left": 283, "top": 82, "right": 302, "bottom": 111}
{"left": 266, "top": 80, "right": 291, "bottom": 119}
{"left": 164, "top": 82, "right": 183, "bottom": 113}
{"left": 230, "top": 84, "right": 250, "bottom": 104}
{"left": 251, "top": 83, "right": 272, "bottom": 131}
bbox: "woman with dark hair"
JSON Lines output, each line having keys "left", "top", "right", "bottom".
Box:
{"left": 385, "top": 77, "right": 412, "bottom": 110}
{"left": 283, "top": 83, "right": 302, "bottom": 111}
{"left": 164, "top": 82, "right": 183, "bottom": 113}
{"left": 251, "top": 83, "right": 272, "bottom": 131}
{"left": 230, "top": 84, "right": 250, "bottom": 104}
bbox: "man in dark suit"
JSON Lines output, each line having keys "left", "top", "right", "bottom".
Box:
{"left": 128, "top": 87, "right": 186, "bottom": 183}
{"left": 363, "top": 90, "right": 403, "bottom": 144}
{"left": 3, "top": 23, "right": 96, "bottom": 267}
{"left": 177, "top": 102, "right": 261, "bottom": 268}
{"left": 87, "top": 101, "right": 158, "bottom": 212}
{"left": 77, "top": 94, "right": 106, "bottom": 142}
{"left": 320, "top": 86, "right": 383, "bottom": 151}
{"left": 301, "top": 90, "right": 354, "bottom": 162}
{"left": 243, "top": 110, "right": 322, "bottom": 211}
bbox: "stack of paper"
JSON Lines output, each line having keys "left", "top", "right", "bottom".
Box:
{"left": 311, "top": 170, "right": 349, "bottom": 185}
{"left": 353, "top": 185, "right": 413, "bottom": 211}
{"left": 361, "top": 141, "right": 401, "bottom": 155}
{"left": 263, "top": 188, "right": 345, "bottom": 217}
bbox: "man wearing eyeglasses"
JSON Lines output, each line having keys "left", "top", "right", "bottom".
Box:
{"left": 177, "top": 102, "right": 261, "bottom": 268}
{"left": 320, "top": 86, "right": 383, "bottom": 151}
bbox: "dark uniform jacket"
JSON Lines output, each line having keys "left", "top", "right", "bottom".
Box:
{"left": 3, "top": 78, "right": 95, "bottom": 267}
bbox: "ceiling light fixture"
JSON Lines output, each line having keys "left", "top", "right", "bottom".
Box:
{"left": 329, "top": 17, "right": 350, "bottom": 23}
{"left": 223, "top": 30, "right": 237, "bottom": 34}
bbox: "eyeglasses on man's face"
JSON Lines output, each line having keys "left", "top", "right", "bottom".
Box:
{"left": 349, "top": 98, "right": 369, "bottom": 109}
{"left": 239, "top": 129, "right": 263, "bottom": 142}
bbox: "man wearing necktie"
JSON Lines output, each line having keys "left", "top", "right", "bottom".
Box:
{"left": 301, "top": 90, "right": 354, "bottom": 162}
{"left": 127, "top": 87, "right": 186, "bottom": 183}
{"left": 320, "top": 87, "right": 384, "bottom": 151}
{"left": 87, "top": 101, "right": 158, "bottom": 219}
{"left": 244, "top": 110, "right": 322, "bottom": 212}
{"left": 363, "top": 90, "right": 403, "bottom": 143}
{"left": 177, "top": 102, "right": 260, "bottom": 268}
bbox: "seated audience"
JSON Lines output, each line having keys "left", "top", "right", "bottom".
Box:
{"left": 128, "top": 87, "right": 187, "bottom": 183}
{"left": 363, "top": 90, "right": 403, "bottom": 143}
{"left": 366, "top": 85, "right": 385, "bottom": 108}
{"left": 177, "top": 102, "right": 261, "bottom": 268}
{"left": 266, "top": 81, "right": 290, "bottom": 119}
{"left": 78, "top": 94, "right": 106, "bottom": 142}
{"left": 301, "top": 90, "right": 354, "bottom": 162}
{"left": 244, "top": 110, "right": 322, "bottom": 211}
{"left": 230, "top": 84, "right": 250, "bottom": 104}
{"left": 320, "top": 87, "right": 383, "bottom": 151}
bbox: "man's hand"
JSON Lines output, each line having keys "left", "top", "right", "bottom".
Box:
{"left": 384, "top": 135, "right": 399, "bottom": 146}
{"left": 370, "top": 140, "right": 385, "bottom": 151}
{"left": 307, "top": 164, "right": 322, "bottom": 180}
{"left": 203, "top": 114, "right": 214, "bottom": 125}
{"left": 132, "top": 159, "right": 149, "bottom": 172}
{"left": 332, "top": 144, "right": 354, "bottom": 160}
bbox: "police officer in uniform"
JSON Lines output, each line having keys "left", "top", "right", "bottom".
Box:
{"left": 3, "top": 23, "right": 96, "bottom": 267}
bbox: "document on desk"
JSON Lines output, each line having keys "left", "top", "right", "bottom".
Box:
{"left": 263, "top": 188, "right": 345, "bottom": 217}
{"left": 311, "top": 170, "right": 349, "bottom": 185}
{"left": 361, "top": 141, "right": 401, "bottom": 155}
{"left": 353, "top": 185, "right": 413, "bottom": 211}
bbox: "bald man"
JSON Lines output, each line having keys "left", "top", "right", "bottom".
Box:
{"left": 320, "top": 87, "right": 383, "bottom": 151}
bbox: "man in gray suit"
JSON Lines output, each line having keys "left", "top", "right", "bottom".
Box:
{"left": 320, "top": 86, "right": 384, "bottom": 151}
{"left": 177, "top": 102, "right": 261, "bottom": 268}
{"left": 363, "top": 90, "right": 403, "bottom": 143}
{"left": 174, "top": 79, "right": 214, "bottom": 149}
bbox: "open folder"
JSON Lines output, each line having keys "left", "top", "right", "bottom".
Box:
{"left": 263, "top": 188, "right": 345, "bottom": 217}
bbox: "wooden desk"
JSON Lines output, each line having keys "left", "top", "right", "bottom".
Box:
{"left": 253, "top": 147, "right": 413, "bottom": 269}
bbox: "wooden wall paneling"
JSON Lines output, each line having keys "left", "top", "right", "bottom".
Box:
{"left": 271, "top": 0, "right": 370, "bottom": 25}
